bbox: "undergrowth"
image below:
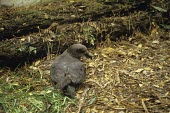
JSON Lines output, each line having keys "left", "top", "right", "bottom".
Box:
{"left": 0, "top": 68, "right": 76, "bottom": 113}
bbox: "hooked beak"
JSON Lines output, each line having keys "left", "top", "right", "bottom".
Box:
{"left": 85, "top": 52, "right": 92, "bottom": 59}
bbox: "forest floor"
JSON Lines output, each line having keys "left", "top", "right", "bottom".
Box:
{"left": 0, "top": 0, "right": 170, "bottom": 113}
{"left": 1, "top": 29, "right": 170, "bottom": 113}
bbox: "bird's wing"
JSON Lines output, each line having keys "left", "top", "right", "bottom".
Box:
{"left": 67, "top": 61, "right": 86, "bottom": 84}
{"left": 50, "top": 61, "right": 72, "bottom": 89}
{"left": 50, "top": 54, "right": 86, "bottom": 89}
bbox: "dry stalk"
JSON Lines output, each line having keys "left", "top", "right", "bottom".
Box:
{"left": 77, "top": 88, "right": 90, "bottom": 113}
{"left": 141, "top": 99, "right": 149, "bottom": 113}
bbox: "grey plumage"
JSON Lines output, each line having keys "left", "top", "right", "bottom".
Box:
{"left": 50, "top": 44, "right": 92, "bottom": 97}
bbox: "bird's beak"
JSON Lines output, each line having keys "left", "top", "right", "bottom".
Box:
{"left": 85, "top": 52, "right": 92, "bottom": 59}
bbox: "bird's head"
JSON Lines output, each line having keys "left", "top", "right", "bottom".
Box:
{"left": 67, "top": 44, "right": 92, "bottom": 59}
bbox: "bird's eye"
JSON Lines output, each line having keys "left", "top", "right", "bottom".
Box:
{"left": 77, "top": 49, "right": 85, "bottom": 53}
{"left": 80, "top": 68, "right": 84, "bottom": 71}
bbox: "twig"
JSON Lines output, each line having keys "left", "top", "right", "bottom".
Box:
{"left": 141, "top": 99, "right": 149, "bottom": 113}
{"left": 77, "top": 88, "right": 90, "bottom": 113}
{"left": 85, "top": 79, "right": 103, "bottom": 88}
{"left": 151, "top": 90, "right": 164, "bottom": 104}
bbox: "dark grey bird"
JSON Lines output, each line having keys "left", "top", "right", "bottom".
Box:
{"left": 50, "top": 44, "right": 92, "bottom": 97}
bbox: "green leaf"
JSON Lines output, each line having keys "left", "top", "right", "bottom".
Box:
{"left": 29, "top": 46, "right": 37, "bottom": 54}
{"left": 151, "top": 5, "right": 167, "bottom": 12}
{"left": 160, "top": 24, "right": 170, "bottom": 30}
{"left": 88, "top": 97, "right": 96, "bottom": 105}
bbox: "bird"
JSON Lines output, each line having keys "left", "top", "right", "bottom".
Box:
{"left": 50, "top": 44, "right": 92, "bottom": 97}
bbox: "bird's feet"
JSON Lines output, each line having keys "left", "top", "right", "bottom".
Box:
{"left": 64, "top": 85, "right": 76, "bottom": 98}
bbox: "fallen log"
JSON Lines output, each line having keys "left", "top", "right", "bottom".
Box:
{"left": 0, "top": 11, "right": 151, "bottom": 69}
{"left": 0, "top": 0, "right": 151, "bottom": 41}
{"left": 0, "top": 0, "right": 169, "bottom": 69}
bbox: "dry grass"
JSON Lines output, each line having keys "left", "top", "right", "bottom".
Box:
{"left": 1, "top": 28, "right": 169, "bottom": 113}
{"left": 68, "top": 30, "right": 170, "bottom": 112}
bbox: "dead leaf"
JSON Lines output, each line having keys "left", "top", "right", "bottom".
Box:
{"left": 135, "top": 68, "right": 144, "bottom": 73}
{"left": 35, "top": 60, "right": 41, "bottom": 66}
